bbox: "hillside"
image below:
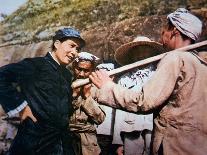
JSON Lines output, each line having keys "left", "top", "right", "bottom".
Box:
{"left": 0, "top": 0, "right": 206, "bottom": 45}
{"left": 0, "top": 0, "right": 206, "bottom": 66}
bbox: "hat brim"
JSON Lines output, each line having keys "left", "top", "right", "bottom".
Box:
{"left": 115, "top": 41, "right": 166, "bottom": 65}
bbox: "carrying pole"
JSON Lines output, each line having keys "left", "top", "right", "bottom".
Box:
{"left": 72, "top": 40, "right": 207, "bottom": 88}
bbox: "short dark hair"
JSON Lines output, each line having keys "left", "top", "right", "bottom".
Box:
{"left": 51, "top": 37, "right": 70, "bottom": 51}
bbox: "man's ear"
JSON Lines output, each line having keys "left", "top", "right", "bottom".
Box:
{"left": 54, "top": 40, "right": 61, "bottom": 49}
{"left": 170, "top": 28, "right": 180, "bottom": 39}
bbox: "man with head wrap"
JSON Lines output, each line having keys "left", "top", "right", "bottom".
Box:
{"left": 89, "top": 8, "right": 207, "bottom": 155}
{"left": 70, "top": 52, "right": 105, "bottom": 155}
{"left": 162, "top": 8, "right": 202, "bottom": 49}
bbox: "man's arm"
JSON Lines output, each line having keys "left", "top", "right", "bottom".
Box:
{"left": 90, "top": 52, "right": 183, "bottom": 113}
{"left": 81, "top": 96, "right": 106, "bottom": 125}
{"left": 75, "top": 83, "right": 106, "bottom": 125}
{"left": 0, "top": 59, "right": 37, "bottom": 121}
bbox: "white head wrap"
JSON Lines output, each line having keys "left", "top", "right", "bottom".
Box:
{"left": 75, "top": 52, "right": 99, "bottom": 63}
{"left": 96, "top": 63, "right": 115, "bottom": 71}
{"left": 167, "top": 8, "right": 202, "bottom": 41}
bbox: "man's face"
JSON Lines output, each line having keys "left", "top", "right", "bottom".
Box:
{"left": 161, "top": 29, "right": 176, "bottom": 50}
{"left": 74, "top": 60, "right": 93, "bottom": 79}
{"left": 54, "top": 38, "right": 81, "bottom": 65}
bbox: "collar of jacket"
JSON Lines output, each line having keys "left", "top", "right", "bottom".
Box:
{"left": 44, "top": 52, "right": 63, "bottom": 70}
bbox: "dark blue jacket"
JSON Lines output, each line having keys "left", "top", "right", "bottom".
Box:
{"left": 0, "top": 52, "right": 77, "bottom": 155}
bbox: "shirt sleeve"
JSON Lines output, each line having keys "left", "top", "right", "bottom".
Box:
{"left": 0, "top": 58, "right": 35, "bottom": 114}
{"left": 7, "top": 101, "right": 28, "bottom": 117}
{"left": 95, "top": 52, "right": 183, "bottom": 113}
{"left": 81, "top": 96, "right": 106, "bottom": 125}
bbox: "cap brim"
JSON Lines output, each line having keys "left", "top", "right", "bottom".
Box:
{"left": 115, "top": 41, "right": 166, "bottom": 65}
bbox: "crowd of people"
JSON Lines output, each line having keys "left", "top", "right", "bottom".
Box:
{"left": 0, "top": 8, "right": 206, "bottom": 155}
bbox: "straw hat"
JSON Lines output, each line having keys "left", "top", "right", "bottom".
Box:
{"left": 115, "top": 36, "right": 166, "bottom": 65}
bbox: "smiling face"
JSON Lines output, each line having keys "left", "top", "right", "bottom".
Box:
{"left": 74, "top": 60, "right": 94, "bottom": 79}
{"left": 52, "top": 38, "right": 81, "bottom": 66}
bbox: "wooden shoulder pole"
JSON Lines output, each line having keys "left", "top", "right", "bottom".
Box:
{"left": 72, "top": 40, "right": 207, "bottom": 88}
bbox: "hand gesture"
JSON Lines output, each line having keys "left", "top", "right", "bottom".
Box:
{"left": 73, "top": 87, "right": 81, "bottom": 99}
{"left": 82, "top": 83, "right": 92, "bottom": 99}
{"left": 89, "top": 70, "right": 112, "bottom": 88}
{"left": 19, "top": 105, "right": 37, "bottom": 122}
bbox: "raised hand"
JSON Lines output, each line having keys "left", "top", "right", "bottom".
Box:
{"left": 89, "top": 70, "right": 112, "bottom": 89}
{"left": 82, "top": 83, "right": 92, "bottom": 99}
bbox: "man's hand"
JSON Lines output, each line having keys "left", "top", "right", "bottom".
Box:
{"left": 0, "top": 105, "right": 6, "bottom": 117}
{"left": 19, "top": 105, "right": 37, "bottom": 122}
{"left": 89, "top": 70, "right": 112, "bottom": 89}
{"left": 73, "top": 83, "right": 92, "bottom": 99}
{"left": 82, "top": 83, "right": 92, "bottom": 99}
{"left": 73, "top": 87, "right": 81, "bottom": 98}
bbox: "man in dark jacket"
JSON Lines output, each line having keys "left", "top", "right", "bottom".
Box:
{"left": 0, "top": 27, "right": 85, "bottom": 155}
